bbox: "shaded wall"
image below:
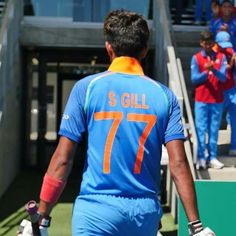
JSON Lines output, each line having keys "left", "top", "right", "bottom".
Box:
{"left": 0, "top": 0, "right": 24, "bottom": 198}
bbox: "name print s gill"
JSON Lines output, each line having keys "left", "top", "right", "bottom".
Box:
{"left": 108, "top": 91, "right": 149, "bottom": 109}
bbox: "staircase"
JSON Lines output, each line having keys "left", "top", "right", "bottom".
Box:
{"left": 0, "top": 1, "right": 5, "bottom": 19}
{"left": 172, "top": 25, "right": 236, "bottom": 181}
{"left": 197, "top": 126, "right": 236, "bottom": 180}
{"left": 170, "top": 7, "right": 195, "bottom": 25}
{"left": 174, "top": 24, "right": 206, "bottom": 112}
{"left": 170, "top": 5, "right": 209, "bottom": 26}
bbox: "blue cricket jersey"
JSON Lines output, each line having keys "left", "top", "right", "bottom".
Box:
{"left": 59, "top": 57, "right": 185, "bottom": 197}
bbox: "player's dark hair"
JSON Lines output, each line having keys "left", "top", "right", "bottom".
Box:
{"left": 103, "top": 9, "right": 149, "bottom": 59}
{"left": 200, "top": 31, "right": 214, "bottom": 41}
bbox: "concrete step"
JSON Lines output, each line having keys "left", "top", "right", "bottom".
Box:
{"left": 176, "top": 47, "right": 200, "bottom": 55}
{"left": 218, "top": 156, "right": 236, "bottom": 167}
{"left": 170, "top": 7, "right": 196, "bottom": 25}
{"left": 173, "top": 26, "right": 207, "bottom": 47}
{"left": 218, "top": 128, "right": 231, "bottom": 145}
{"left": 218, "top": 127, "right": 232, "bottom": 154}
{"left": 197, "top": 166, "right": 236, "bottom": 180}
{"left": 196, "top": 127, "right": 236, "bottom": 180}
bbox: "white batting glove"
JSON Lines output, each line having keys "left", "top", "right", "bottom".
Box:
{"left": 188, "top": 220, "right": 216, "bottom": 236}
{"left": 17, "top": 219, "right": 49, "bottom": 236}
{"left": 193, "top": 227, "right": 216, "bottom": 236}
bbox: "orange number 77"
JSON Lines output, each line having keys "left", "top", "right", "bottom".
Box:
{"left": 94, "top": 111, "right": 157, "bottom": 174}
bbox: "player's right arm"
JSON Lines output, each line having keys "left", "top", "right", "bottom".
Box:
{"left": 191, "top": 56, "right": 208, "bottom": 85}
{"left": 16, "top": 137, "right": 76, "bottom": 236}
{"left": 38, "top": 136, "right": 77, "bottom": 217}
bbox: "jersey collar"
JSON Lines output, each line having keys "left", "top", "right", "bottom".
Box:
{"left": 108, "top": 57, "right": 144, "bottom": 75}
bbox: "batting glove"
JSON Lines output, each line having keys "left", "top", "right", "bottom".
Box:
{"left": 17, "top": 216, "right": 51, "bottom": 236}
{"left": 188, "top": 220, "right": 216, "bottom": 236}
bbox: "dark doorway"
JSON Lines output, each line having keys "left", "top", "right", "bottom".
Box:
{"left": 23, "top": 48, "right": 154, "bottom": 171}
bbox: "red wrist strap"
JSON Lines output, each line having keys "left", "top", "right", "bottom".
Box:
{"left": 40, "top": 173, "right": 66, "bottom": 204}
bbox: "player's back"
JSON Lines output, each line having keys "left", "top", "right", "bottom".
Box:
{"left": 60, "top": 57, "right": 184, "bottom": 197}
{"left": 80, "top": 71, "right": 175, "bottom": 197}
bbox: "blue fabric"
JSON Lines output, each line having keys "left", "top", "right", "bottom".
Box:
{"left": 209, "top": 16, "right": 236, "bottom": 51}
{"left": 216, "top": 31, "right": 233, "bottom": 48}
{"left": 191, "top": 55, "right": 208, "bottom": 85}
{"left": 195, "top": 0, "right": 212, "bottom": 22}
{"left": 195, "top": 102, "right": 223, "bottom": 160}
{"left": 72, "top": 194, "right": 162, "bottom": 236}
{"left": 60, "top": 57, "right": 184, "bottom": 235}
{"left": 224, "top": 87, "right": 236, "bottom": 149}
{"left": 59, "top": 69, "right": 185, "bottom": 197}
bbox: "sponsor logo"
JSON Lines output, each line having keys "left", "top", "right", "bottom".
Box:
{"left": 62, "top": 114, "right": 70, "bottom": 120}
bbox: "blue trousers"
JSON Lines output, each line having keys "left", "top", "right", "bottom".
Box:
{"left": 195, "top": 102, "right": 223, "bottom": 160}
{"left": 72, "top": 194, "right": 162, "bottom": 236}
{"left": 195, "top": 0, "right": 212, "bottom": 22}
{"left": 224, "top": 87, "right": 236, "bottom": 150}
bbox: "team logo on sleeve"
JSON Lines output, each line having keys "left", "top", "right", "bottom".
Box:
{"left": 62, "top": 114, "right": 70, "bottom": 120}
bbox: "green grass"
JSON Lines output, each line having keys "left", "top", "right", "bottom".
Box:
{"left": 0, "top": 203, "right": 73, "bottom": 235}
{"left": 160, "top": 213, "right": 178, "bottom": 235}
{"left": 0, "top": 169, "right": 177, "bottom": 236}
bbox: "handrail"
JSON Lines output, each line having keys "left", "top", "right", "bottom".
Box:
{"left": 177, "top": 58, "right": 198, "bottom": 165}
{"left": 153, "top": 0, "right": 196, "bottom": 178}
{"left": 153, "top": 0, "right": 197, "bottom": 221}
{"left": 167, "top": 46, "right": 196, "bottom": 179}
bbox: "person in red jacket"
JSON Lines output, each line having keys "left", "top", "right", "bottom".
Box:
{"left": 191, "top": 30, "right": 227, "bottom": 169}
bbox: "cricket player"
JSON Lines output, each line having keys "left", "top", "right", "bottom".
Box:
{"left": 18, "top": 9, "right": 215, "bottom": 236}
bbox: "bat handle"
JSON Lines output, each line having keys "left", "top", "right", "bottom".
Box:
{"left": 25, "top": 200, "right": 41, "bottom": 236}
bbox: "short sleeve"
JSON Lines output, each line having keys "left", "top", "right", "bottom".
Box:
{"left": 58, "top": 82, "right": 87, "bottom": 143}
{"left": 164, "top": 90, "right": 185, "bottom": 144}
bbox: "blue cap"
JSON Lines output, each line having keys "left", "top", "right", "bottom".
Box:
{"left": 216, "top": 31, "right": 233, "bottom": 48}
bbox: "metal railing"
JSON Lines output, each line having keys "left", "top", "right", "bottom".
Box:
{"left": 153, "top": 0, "right": 198, "bottom": 221}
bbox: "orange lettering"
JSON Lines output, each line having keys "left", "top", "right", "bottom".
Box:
{"left": 134, "top": 94, "right": 142, "bottom": 109}
{"left": 127, "top": 113, "right": 156, "bottom": 174}
{"left": 121, "top": 93, "right": 149, "bottom": 109}
{"left": 108, "top": 92, "right": 116, "bottom": 106}
{"left": 121, "top": 93, "right": 130, "bottom": 108}
{"left": 94, "top": 111, "right": 123, "bottom": 174}
{"left": 141, "top": 94, "right": 149, "bottom": 109}
{"left": 94, "top": 111, "right": 157, "bottom": 174}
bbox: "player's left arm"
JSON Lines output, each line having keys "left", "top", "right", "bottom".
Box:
{"left": 38, "top": 136, "right": 77, "bottom": 217}
{"left": 166, "top": 140, "right": 216, "bottom": 236}
{"left": 163, "top": 88, "right": 215, "bottom": 235}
